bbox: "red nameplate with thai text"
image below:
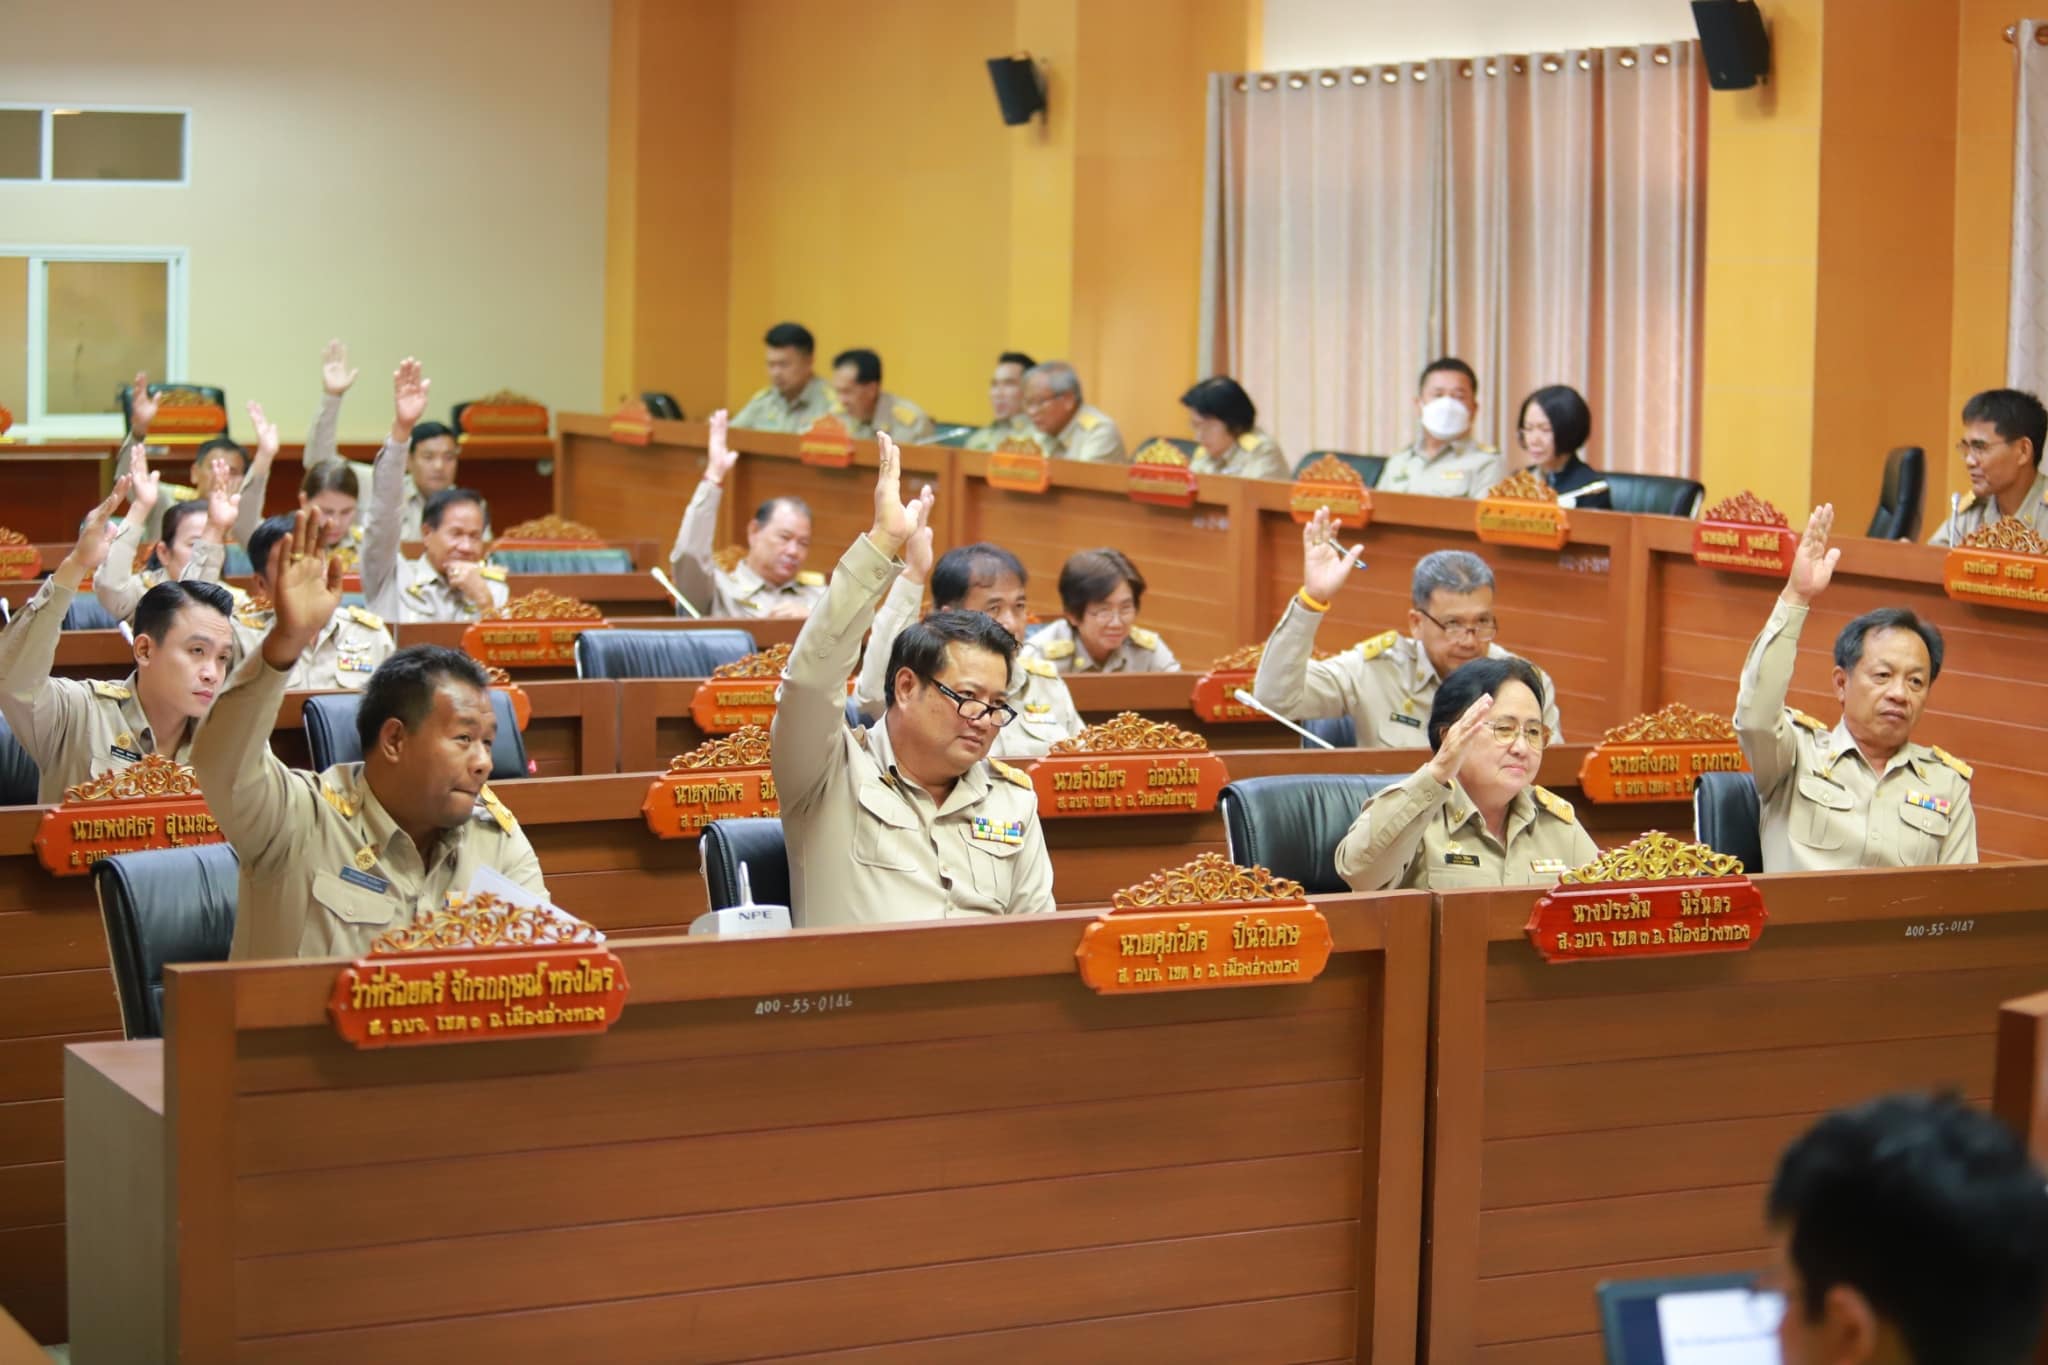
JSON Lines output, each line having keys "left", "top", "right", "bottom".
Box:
{"left": 690, "top": 678, "right": 781, "bottom": 734}
{"left": 1127, "top": 460, "right": 1198, "bottom": 508}
{"left": 642, "top": 767, "right": 778, "bottom": 838}
{"left": 35, "top": 796, "right": 224, "bottom": 876}
{"left": 459, "top": 402, "right": 551, "bottom": 438}
{"left": 1025, "top": 751, "right": 1230, "bottom": 818}
{"left": 1693, "top": 520, "right": 1795, "bottom": 577}
{"left": 461, "top": 619, "right": 610, "bottom": 669}
{"left": 1944, "top": 547, "right": 2048, "bottom": 614}
{"left": 609, "top": 399, "right": 654, "bottom": 446}
{"left": 0, "top": 532, "right": 40, "bottom": 580}
{"left": 987, "top": 447, "right": 1051, "bottom": 494}
{"left": 1076, "top": 904, "right": 1332, "bottom": 994}
{"left": 1475, "top": 498, "right": 1570, "bottom": 550}
{"left": 148, "top": 401, "right": 229, "bottom": 443}
{"left": 799, "top": 416, "right": 856, "bottom": 469}
{"left": 1525, "top": 877, "right": 1767, "bottom": 963}
{"left": 1577, "top": 741, "right": 1748, "bottom": 804}
{"left": 1189, "top": 670, "right": 1262, "bottom": 723}
{"left": 1289, "top": 454, "right": 1372, "bottom": 529}
{"left": 328, "top": 947, "right": 630, "bottom": 1048}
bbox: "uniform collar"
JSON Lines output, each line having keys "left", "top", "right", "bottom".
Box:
{"left": 1820, "top": 720, "right": 1925, "bottom": 779}
{"left": 727, "top": 556, "right": 802, "bottom": 599}
{"left": 2003, "top": 464, "right": 2048, "bottom": 519}
{"left": 114, "top": 672, "right": 157, "bottom": 754}
{"left": 1407, "top": 434, "right": 1479, "bottom": 465}
{"left": 1441, "top": 777, "right": 1537, "bottom": 847}
{"left": 867, "top": 710, "right": 992, "bottom": 816}
{"left": 775, "top": 378, "right": 826, "bottom": 416}
{"left": 1049, "top": 408, "right": 1090, "bottom": 451}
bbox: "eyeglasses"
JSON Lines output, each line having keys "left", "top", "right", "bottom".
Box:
{"left": 1417, "top": 609, "right": 1499, "bottom": 641}
{"left": 1956, "top": 437, "right": 2013, "bottom": 459}
{"left": 1487, "top": 720, "right": 1547, "bottom": 748}
{"left": 929, "top": 677, "right": 1019, "bottom": 727}
{"left": 1083, "top": 603, "right": 1139, "bottom": 625}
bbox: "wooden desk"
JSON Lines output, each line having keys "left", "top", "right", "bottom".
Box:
{"left": 1995, "top": 986, "right": 2048, "bottom": 1164}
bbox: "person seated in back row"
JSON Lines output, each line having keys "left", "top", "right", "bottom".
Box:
{"left": 232, "top": 513, "right": 395, "bottom": 690}
{"left": 964, "top": 351, "right": 1037, "bottom": 451}
{"left": 1376, "top": 357, "right": 1504, "bottom": 498}
{"left": 830, "top": 348, "right": 935, "bottom": 443}
{"left": 1024, "top": 548, "right": 1179, "bottom": 674}
{"left": 1182, "top": 375, "right": 1288, "bottom": 480}
{"left": 667, "top": 409, "right": 824, "bottom": 619}
{"left": 1023, "top": 361, "right": 1128, "bottom": 463}
{"left": 731, "top": 321, "right": 834, "bottom": 433}
{"left": 95, "top": 434, "right": 256, "bottom": 622}
{"left": 1517, "top": 384, "right": 1611, "bottom": 509}
{"left": 1928, "top": 387, "right": 2048, "bottom": 546}
{"left": 114, "top": 371, "right": 252, "bottom": 543}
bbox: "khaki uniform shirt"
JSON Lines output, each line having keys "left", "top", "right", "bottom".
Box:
{"left": 1190, "top": 431, "right": 1290, "bottom": 481}
{"left": 231, "top": 600, "right": 395, "bottom": 692}
{"left": 1252, "top": 597, "right": 1564, "bottom": 748}
{"left": 1036, "top": 405, "right": 1129, "bottom": 464}
{"left": 0, "top": 580, "right": 196, "bottom": 803}
{"left": 1336, "top": 767, "right": 1599, "bottom": 891}
{"left": 835, "top": 392, "right": 937, "bottom": 444}
{"left": 92, "top": 520, "right": 237, "bottom": 622}
{"left": 964, "top": 414, "right": 1036, "bottom": 452}
{"left": 361, "top": 431, "right": 509, "bottom": 623}
{"left": 851, "top": 575, "right": 1085, "bottom": 759}
{"left": 1377, "top": 436, "right": 1506, "bottom": 499}
{"left": 1735, "top": 598, "right": 1978, "bottom": 869}
{"left": 668, "top": 480, "right": 826, "bottom": 619}
{"left": 299, "top": 393, "right": 488, "bottom": 542}
{"left": 1926, "top": 466, "right": 2048, "bottom": 547}
{"left": 731, "top": 377, "right": 834, "bottom": 433}
{"left": 192, "top": 650, "right": 546, "bottom": 960}
{"left": 1023, "top": 618, "right": 1179, "bottom": 675}
{"left": 773, "top": 533, "right": 1055, "bottom": 926}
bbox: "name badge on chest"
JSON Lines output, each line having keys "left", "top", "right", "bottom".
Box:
{"left": 1530, "top": 858, "right": 1569, "bottom": 876}
{"left": 971, "top": 816, "right": 1025, "bottom": 846}
{"left": 110, "top": 745, "right": 143, "bottom": 763}
{"left": 1389, "top": 712, "right": 1423, "bottom": 729}
{"left": 1443, "top": 851, "right": 1481, "bottom": 867}
{"left": 339, "top": 864, "right": 391, "bottom": 895}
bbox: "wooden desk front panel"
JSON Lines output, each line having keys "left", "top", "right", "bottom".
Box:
{"left": 0, "top": 450, "right": 106, "bottom": 541}
{"left": 1423, "top": 863, "right": 2048, "bottom": 1362}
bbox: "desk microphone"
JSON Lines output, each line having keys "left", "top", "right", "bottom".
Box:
{"left": 1945, "top": 491, "right": 1961, "bottom": 546}
{"left": 1557, "top": 481, "right": 1608, "bottom": 510}
{"left": 649, "top": 566, "right": 703, "bottom": 619}
{"left": 1231, "top": 688, "right": 1337, "bottom": 750}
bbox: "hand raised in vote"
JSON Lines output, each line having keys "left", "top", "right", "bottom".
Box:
{"left": 391, "top": 356, "right": 431, "bottom": 440}
{"left": 704, "top": 409, "right": 737, "bottom": 485}
{"left": 63, "top": 477, "right": 135, "bottom": 582}
{"left": 203, "top": 458, "right": 242, "bottom": 543}
{"left": 902, "top": 517, "right": 935, "bottom": 586}
{"left": 1425, "top": 693, "right": 1494, "bottom": 788}
{"left": 127, "top": 371, "right": 159, "bottom": 435}
{"left": 126, "top": 439, "right": 161, "bottom": 514}
{"left": 321, "top": 338, "right": 359, "bottom": 396}
{"left": 868, "top": 432, "right": 932, "bottom": 559}
{"left": 247, "top": 399, "right": 280, "bottom": 464}
{"left": 265, "top": 509, "right": 344, "bottom": 667}
{"left": 1784, "top": 503, "right": 1841, "bottom": 606}
{"left": 1300, "top": 506, "right": 1364, "bottom": 605}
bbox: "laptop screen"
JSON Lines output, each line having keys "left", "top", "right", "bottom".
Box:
{"left": 1599, "top": 1275, "right": 1785, "bottom": 1365}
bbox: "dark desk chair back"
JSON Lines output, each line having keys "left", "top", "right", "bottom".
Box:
{"left": 1867, "top": 446, "right": 1926, "bottom": 541}
{"left": 1219, "top": 772, "right": 1404, "bottom": 894}
{"left": 1298, "top": 715, "right": 1356, "bottom": 749}
{"left": 702, "top": 818, "right": 790, "bottom": 912}
{"left": 304, "top": 689, "right": 529, "bottom": 779}
{"left": 575, "top": 628, "right": 757, "bottom": 679}
{"left": 93, "top": 843, "right": 240, "bottom": 1039}
{"left": 1693, "top": 771, "right": 1764, "bottom": 874}
{"left": 0, "top": 711, "right": 39, "bottom": 806}
{"left": 62, "top": 596, "right": 121, "bottom": 631}
{"left": 1605, "top": 472, "right": 1706, "bottom": 518}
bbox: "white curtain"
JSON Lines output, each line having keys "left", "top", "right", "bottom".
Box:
{"left": 2010, "top": 19, "right": 2048, "bottom": 391}
{"left": 1200, "top": 44, "right": 1706, "bottom": 477}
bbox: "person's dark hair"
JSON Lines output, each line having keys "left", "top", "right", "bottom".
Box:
{"left": 998, "top": 350, "right": 1036, "bottom": 370}
{"left": 751, "top": 495, "right": 813, "bottom": 527}
{"left": 834, "top": 348, "right": 881, "bottom": 384}
{"left": 1418, "top": 356, "right": 1479, "bottom": 393}
{"left": 301, "top": 462, "right": 359, "bottom": 499}
{"left": 409, "top": 420, "right": 457, "bottom": 453}
{"left": 882, "top": 610, "right": 1019, "bottom": 709}
{"left": 931, "top": 543, "right": 1028, "bottom": 608}
{"left": 193, "top": 435, "right": 248, "bottom": 472}
{"left": 1180, "top": 375, "right": 1258, "bottom": 435}
{"left": 156, "top": 498, "right": 211, "bottom": 552}
{"left": 1426, "top": 656, "right": 1545, "bottom": 751}
{"left": 1835, "top": 608, "right": 1944, "bottom": 684}
{"left": 1058, "top": 548, "right": 1145, "bottom": 617}
{"left": 133, "top": 579, "right": 233, "bottom": 643}
{"left": 1961, "top": 388, "right": 2048, "bottom": 468}
{"left": 1768, "top": 1092, "right": 2048, "bottom": 1365}
{"left": 246, "top": 514, "right": 296, "bottom": 583}
{"left": 421, "top": 488, "right": 487, "bottom": 532}
{"left": 764, "top": 321, "right": 815, "bottom": 355}
{"left": 355, "top": 644, "right": 492, "bottom": 755}
{"left": 1520, "top": 385, "right": 1592, "bottom": 458}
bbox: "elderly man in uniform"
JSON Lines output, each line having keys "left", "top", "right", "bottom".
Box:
{"left": 774, "top": 435, "right": 1053, "bottom": 926}
{"left": 1024, "top": 549, "right": 1179, "bottom": 674}
{"left": 231, "top": 513, "right": 395, "bottom": 690}
{"left": 362, "top": 359, "right": 508, "bottom": 625}
{"left": 1253, "top": 508, "right": 1563, "bottom": 746}
{"left": 668, "top": 408, "right": 824, "bottom": 619}
{"left": 732, "top": 322, "right": 834, "bottom": 433}
{"left": 1738, "top": 503, "right": 1976, "bottom": 869}
{"left": 0, "top": 480, "right": 236, "bottom": 802}
{"left": 196, "top": 510, "right": 545, "bottom": 960}
{"left": 1928, "top": 387, "right": 2048, "bottom": 546}
{"left": 1022, "top": 360, "right": 1128, "bottom": 463}
{"left": 1377, "top": 357, "right": 1505, "bottom": 499}
{"left": 964, "top": 351, "right": 1038, "bottom": 452}
{"left": 829, "top": 348, "right": 936, "bottom": 443}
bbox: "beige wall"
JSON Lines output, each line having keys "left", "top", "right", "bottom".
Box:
{"left": 1262, "top": 0, "right": 1697, "bottom": 66}
{"left": 0, "top": 0, "right": 608, "bottom": 441}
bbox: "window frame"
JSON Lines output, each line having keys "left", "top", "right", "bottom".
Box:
{"left": 0, "top": 244, "right": 190, "bottom": 439}
{"left": 0, "top": 103, "right": 193, "bottom": 187}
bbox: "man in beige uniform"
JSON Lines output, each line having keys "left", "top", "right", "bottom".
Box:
{"left": 232, "top": 513, "right": 396, "bottom": 689}
{"left": 112, "top": 371, "right": 250, "bottom": 544}
{"left": 1376, "top": 357, "right": 1505, "bottom": 499}
{"left": 829, "top": 348, "right": 937, "bottom": 443}
{"left": 731, "top": 321, "right": 834, "bottom": 433}
{"left": 1022, "top": 361, "right": 1128, "bottom": 463}
{"left": 1737, "top": 503, "right": 1976, "bottom": 870}
{"left": 196, "top": 511, "right": 545, "bottom": 960}
{"left": 774, "top": 435, "right": 1053, "bottom": 926}
{"left": 668, "top": 409, "right": 825, "bottom": 619}
{"left": 1025, "top": 618, "right": 1178, "bottom": 674}
{"left": 94, "top": 487, "right": 237, "bottom": 623}
{"left": 1927, "top": 387, "right": 2048, "bottom": 546}
{"left": 964, "top": 351, "right": 1037, "bottom": 452}
{"left": 0, "top": 481, "right": 237, "bottom": 802}
{"left": 1254, "top": 510, "right": 1562, "bottom": 747}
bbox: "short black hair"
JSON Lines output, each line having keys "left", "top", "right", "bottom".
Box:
{"left": 1418, "top": 356, "right": 1479, "bottom": 393}
{"left": 409, "top": 420, "right": 457, "bottom": 453}
{"left": 133, "top": 579, "right": 233, "bottom": 643}
{"left": 998, "top": 351, "right": 1036, "bottom": 370}
{"left": 1519, "top": 385, "right": 1591, "bottom": 457}
{"left": 1180, "top": 375, "right": 1257, "bottom": 435}
{"left": 1058, "top": 548, "right": 1145, "bottom": 617}
{"left": 421, "top": 487, "right": 487, "bottom": 532}
{"left": 193, "top": 436, "right": 247, "bottom": 471}
{"left": 1962, "top": 388, "right": 2048, "bottom": 468}
{"left": 355, "top": 644, "right": 491, "bottom": 755}
{"left": 245, "top": 513, "right": 296, "bottom": 584}
{"left": 764, "top": 322, "right": 815, "bottom": 355}
{"left": 301, "top": 462, "right": 359, "bottom": 498}
{"left": 1769, "top": 1093, "right": 2048, "bottom": 1365}
{"left": 931, "top": 543, "right": 1028, "bottom": 608}
{"left": 1835, "top": 607, "right": 1943, "bottom": 684}
{"left": 1426, "top": 656, "right": 1545, "bottom": 751}
{"left": 751, "top": 495, "right": 812, "bottom": 527}
{"left": 881, "top": 609, "right": 1019, "bottom": 709}
{"left": 833, "top": 348, "right": 881, "bottom": 384}
{"left": 158, "top": 498, "right": 211, "bottom": 549}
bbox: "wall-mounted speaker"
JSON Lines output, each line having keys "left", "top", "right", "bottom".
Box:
{"left": 987, "top": 55, "right": 1046, "bottom": 126}
{"left": 1691, "top": 0, "right": 1771, "bottom": 90}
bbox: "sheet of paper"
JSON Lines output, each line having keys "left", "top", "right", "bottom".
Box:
{"left": 1656, "top": 1289, "right": 1782, "bottom": 1365}
{"left": 462, "top": 865, "right": 602, "bottom": 940}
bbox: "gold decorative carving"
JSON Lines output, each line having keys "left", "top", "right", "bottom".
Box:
{"left": 711, "top": 643, "right": 792, "bottom": 679}
{"left": 475, "top": 389, "right": 543, "bottom": 407}
{"left": 713, "top": 545, "right": 747, "bottom": 573}
{"left": 1703, "top": 491, "right": 1790, "bottom": 526}
{"left": 1111, "top": 852, "right": 1306, "bottom": 909}
{"left": 1558, "top": 830, "right": 1744, "bottom": 884}
{"left": 499, "top": 514, "right": 600, "bottom": 542}
{"left": 1484, "top": 469, "right": 1560, "bottom": 502}
{"left": 1208, "top": 642, "right": 1267, "bottom": 672}
{"left": 0, "top": 528, "right": 25, "bottom": 546}
{"left": 484, "top": 589, "right": 604, "bottom": 621}
{"left": 370, "top": 892, "right": 603, "bottom": 953}
{"left": 64, "top": 754, "right": 202, "bottom": 802}
{"left": 1133, "top": 439, "right": 1190, "bottom": 467}
{"left": 1962, "top": 518, "right": 2048, "bottom": 555}
{"left": 1048, "top": 712, "right": 1209, "bottom": 754}
{"left": 667, "top": 725, "right": 773, "bottom": 770}
{"left": 1297, "top": 453, "right": 1364, "bottom": 486}
{"left": 1600, "top": 701, "right": 1738, "bottom": 745}
{"left": 994, "top": 437, "right": 1045, "bottom": 457}
{"left": 154, "top": 386, "right": 216, "bottom": 407}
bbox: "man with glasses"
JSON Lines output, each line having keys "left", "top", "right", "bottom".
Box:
{"left": 1020, "top": 360, "right": 1129, "bottom": 464}
{"left": 1252, "top": 509, "right": 1562, "bottom": 748}
{"left": 773, "top": 434, "right": 1054, "bottom": 926}
{"left": 1928, "top": 388, "right": 2048, "bottom": 546}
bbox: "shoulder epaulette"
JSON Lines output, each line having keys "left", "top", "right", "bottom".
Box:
{"left": 1532, "top": 785, "right": 1574, "bottom": 821}
{"left": 346, "top": 604, "right": 385, "bottom": 630}
{"left": 234, "top": 601, "right": 273, "bottom": 630}
{"left": 1075, "top": 410, "right": 1101, "bottom": 431}
{"left": 163, "top": 483, "right": 199, "bottom": 504}
{"left": 477, "top": 563, "right": 507, "bottom": 583}
{"left": 319, "top": 781, "right": 357, "bottom": 819}
{"left": 1038, "top": 638, "right": 1075, "bottom": 661}
{"left": 795, "top": 570, "right": 825, "bottom": 588}
{"left": 1474, "top": 442, "right": 1499, "bottom": 455}
{"left": 1237, "top": 432, "right": 1260, "bottom": 451}
{"left": 1931, "top": 745, "right": 1974, "bottom": 781}
{"left": 1959, "top": 491, "right": 1980, "bottom": 512}
{"left": 745, "top": 385, "right": 773, "bottom": 405}
{"left": 1788, "top": 709, "right": 1828, "bottom": 733}
{"left": 90, "top": 679, "right": 132, "bottom": 701}
{"left": 476, "top": 783, "right": 518, "bottom": 834}
{"left": 989, "top": 759, "right": 1034, "bottom": 790}
{"left": 1358, "top": 629, "right": 1398, "bottom": 661}
{"left": 1021, "top": 656, "right": 1057, "bottom": 679}
{"left": 1128, "top": 625, "right": 1160, "bottom": 650}
{"left": 891, "top": 402, "right": 917, "bottom": 425}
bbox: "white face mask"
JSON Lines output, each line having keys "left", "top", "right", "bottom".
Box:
{"left": 1420, "top": 395, "right": 1472, "bottom": 441}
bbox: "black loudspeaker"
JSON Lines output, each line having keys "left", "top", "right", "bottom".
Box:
{"left": 1691, "top": 0, "right": 1771, "bottom": 89}
{"left": 986, "top": 55, "right": 1046, "bottom": 126}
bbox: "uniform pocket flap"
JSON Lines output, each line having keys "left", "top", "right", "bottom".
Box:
{"left": 1795, "top": 774, "right": 1855, "bottom": 811}
{"left": 1899, "top": 802, "right": 1952, "bottom": 836}
{"left": 855, "top": 782, "right": 920, "bottom": 830}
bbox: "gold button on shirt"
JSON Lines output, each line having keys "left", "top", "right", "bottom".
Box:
{"left": 1335, "top": 767, "right": 1600, "bottom": 891}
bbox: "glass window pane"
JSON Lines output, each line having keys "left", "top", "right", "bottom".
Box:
{"left": 0, "top": 111, "right": 40, "bottom": 180}
{"left": 0, "top": 258, "right": 25, "bottom": 429}
{"left": 51, "top": 111, "right": 183, "bottom": 182}
{"left": 43, "top": 260, "right": 166, "bottom": 417}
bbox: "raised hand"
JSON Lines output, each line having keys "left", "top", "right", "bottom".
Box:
{"left": 265, "top": 508, "right": 344, "bottom": 664}
{"left": 1425, "top": 693, "right": 1496, "bottom": 788}
{"left": 704, "top": 409, "right": 737, "bottom": 484}
{"left": 1301, "top": 506, "right": 1365, "bottom": 604}
{"left": 127, "top": 440, "right": 161, "bottom": 513}
{"left": 902, "top": 519, "right": 936, "bottom": 586}
{"left": 1784, "top": 503, "right": 1841, "bottom": 606}
{"left": 391, "top": 356, "right": 431, "bottom": 439}
{"left": 247, "top": 399, "right": 280, "bottom": 464}
{"left": 868, "top": 432, "right": 932, "bottom": 557}
{"left": 127, "top": 372, "right": 159, "bottom": 435}
{"left": 321, "top": 339, "right": 359, "bottom": 396}
{"left": 64, "top": 477, "right": 133, "bottom": 579}
{"left": 203, "top": 458, "right": 241, "bottom": 543}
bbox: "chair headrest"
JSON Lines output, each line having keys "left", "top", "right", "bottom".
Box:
{"left": 1219, "top": 772, "right": 1404, "bottom": 894}
{"left": 575, "top": 629, "right": 758, "bottom": 680}
{"left": 92, "top": 842, "right": 240, "bottom": 1039}
{"left": 303, "top": 688, "right": 529, "bottom": 779}
{"left": 701, "top": 817, "right": 790, "bottom": 913}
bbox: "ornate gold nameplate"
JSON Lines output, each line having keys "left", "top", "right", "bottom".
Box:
{"left": 1189, "top": 642, "right": 1265, "bottom": 723}
{"left": 458, "top": 391, "right": 551, "bottom": 439}
{"left": 800, "top": 414, "right": 856, "bottom": 469}
{"left": 461, "top": 590, "right": 611, "bottom": 668}
{"left": 689, "top": 643, "right": 813, "bottom": 734}
{"left": 1691, "top": 492, "right": 1794, "bottom": 577}
{"left": 1577, "top": 702, "right": 1748, "bottom": 804}
{"left": 1127, "top": 439, "right": 1199, "bottom": 508}
{"left": 33, "top": 756, "right": 224, "bottom": 876}
{"left": 143, "top": 387, "right": 228, "bottom": 445}
{"left": 986, "top": 437, "right": 1051, "bottom": 494}
{"left": 1024, "top": 713, "right": 1230, "bottom": 818}
{"left": 1525, "top": 832, "right": 1766, "bottom": 964}
{"left": 1289, "top": 454, "right": 1372, "bottom": 529}
{"left": 1475, "top": 469, "right": 1569, "bottom": 550}
{"left": 1944, "top": 519, "right": 2048, "bottom": 614}
{"left": 1075, "top": 854, "right": 1332, "bottom": 994}
{"left": 0, "top": 528, "right": 40, "bottom": 580}
{"left": 642, "top": 726, "right": 780, "bottom": 838}
{"left": 609, "top": 397, "right": 654, "bottom": 446}
{"left": 490, "top": 515, "right": 606, "bottom": 552}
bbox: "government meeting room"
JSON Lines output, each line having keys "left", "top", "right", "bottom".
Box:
{"left": 10, "top": 1, "right": 2048, "bottom": 1362}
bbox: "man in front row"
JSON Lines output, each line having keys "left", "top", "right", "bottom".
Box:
{"left": 1254, "top": 507, "right": 1562, "bottom": 747}
{"left": 774, "top": 434, "right": 1053, "bottom": 926}
{"left": 1737, "top": 504, "right": 1975, "bottom": 868}
{"left": 195, "top": 511, "right": 546, "bottom": 960}
{"left": 668, "top": 409, "right": 824, "bottom": 618}
{"left": 233, "top": 514, "right": 396, "bottom": 689}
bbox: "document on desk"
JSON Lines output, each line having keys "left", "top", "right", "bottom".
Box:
{"left": 463, "top": 865, "right": 604, "bottom": 941}
{"left": 1657, "top": 1289, "right": 1783, "bottom": 1365}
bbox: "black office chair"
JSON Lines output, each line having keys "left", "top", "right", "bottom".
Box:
{"left": 642, "top": 392, "right": 684, "bottom": 421}
{"left": 0, "top": 711, "right": 40, "bottom": 805}
{"left": 1693, "top": 771, "right": 1764, "bottom": 875}
{"left": 845, "top": 698, "right": 877, "bottom": 729}
{"left": 1604, "top": 472, "right": 1706, "bottom": 518}
{"left": 62, "top": 596, "right": 122, "bottom": 631}
{"left": 92, "top": 843, "right": 240, "bottom": 1040}
{"left": 701, "top": 818, "right": 791, "bottom": 912}
{"left": 302, "top": 689, "right": 530, "bottom": 779}
{"left": 1298, "top": 715, "right": 1356, "bottom": 749}
{"left": 1295, "top": 450, "right": 1388, "bottom": 488}
{"left": 1218, "top": 773, "right": 1404, "bottom": 894}
{"left": 575, "top": 628, "right": 757, "bottom": 680}
{"left": 487, "top": 548, "right": 634, "bottom": 574}
{"left": 1867, "top": 446, "right": 1926, "bottom": 541}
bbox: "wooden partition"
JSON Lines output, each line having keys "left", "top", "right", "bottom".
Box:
{"left": 1422, "top": 862, "right": 2048, "bottom": 1363}
{"left": 1994, "top": 987, "right": 2048, "bottom": 1163}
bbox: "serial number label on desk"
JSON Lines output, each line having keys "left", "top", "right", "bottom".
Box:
{"left": 1905, "top": 919, "right": 1976, "bottom": 938}
{"left": 754, "top": 993, "right": 853, "bottom": 1017}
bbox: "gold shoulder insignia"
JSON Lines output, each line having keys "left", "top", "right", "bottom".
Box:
{"left": 1128, "top": 625, "right": 1161, "bottom": 650}
{"left": 163, "top": 483, "right": 199, "bottom": 504}
{"left": 347, "top": 604, "right": 385, "bottom": 630}
{"left": 1038, "top": 638, "right": 1075, "bottom": 661}
{"left": 1075, "top": 410, "right": 1101, "bottom": 431}
{"left": 477, "top": 783, "right": 518, "bottom": 834}
{"left": 1474, "top": 442, "right": 1499, "bottom": 455}
{"left": 1237, "top": 432, "right": 1260, "bottom": 451}
{"left": 1959, "top": 491, "right": 1980, "bottom": 512}
{"left": 319, "top": 782, "right": 357, "bottom": 819}
{"left": 1358, "top": 629, "right": 1399, "bottom": 661}
{"left": 891, "top": 402, "right": 917, "bottom": 425}
{"left": 234, "top": 601, "right": 273, "bottom": 630}
{"left": 989, "top": 758, "right": 1035, "bottom": 790}
{"left": 1532, "top": 785, "right": 1574, "bottom": 821}
{"left": 90, "top": 679, "right": 133, "bottom": 701}
{"left": 1021, "top": 656, "right": 1057, "bottom": 679}
{"left": 795, "top": 570, "right": 826, "bottom": 588}
{"left": 477, "top": 563, "right": 508, "bottom": 583}
{"left": 1788, "top": 709, "right": 1828, "bottom": 733}
{"left": 1931, "top": 745, "right": 1974, "bottom": 781}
